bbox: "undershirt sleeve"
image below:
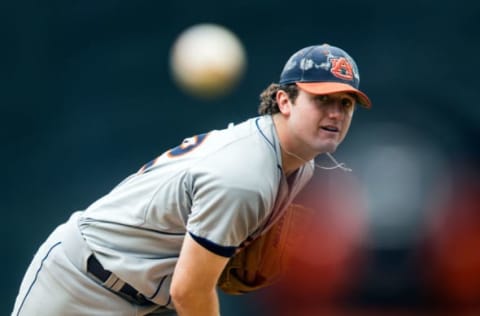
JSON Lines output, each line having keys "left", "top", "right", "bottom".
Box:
{"left": 188, "top": 232, "right": 236, "bottom": 257}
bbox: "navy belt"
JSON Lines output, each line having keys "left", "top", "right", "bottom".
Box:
{"left": 86, "top": 255, "right": 153, "bottom": 306}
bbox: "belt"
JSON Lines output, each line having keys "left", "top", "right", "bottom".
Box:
{"left": 86, "top": 254, "right": 154, "bottom": 306}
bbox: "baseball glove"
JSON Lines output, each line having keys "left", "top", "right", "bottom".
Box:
{"left": 217, "top": 203, "right": 313, "bottom": 295}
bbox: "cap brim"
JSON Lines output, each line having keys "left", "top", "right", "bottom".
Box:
{"left": 296, "top": 82, "right": 371, "bottom": 108}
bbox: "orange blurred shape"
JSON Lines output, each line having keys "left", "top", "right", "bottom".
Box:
{"left": 422, "top": 168, "right": 480, "bottom": 306}
{"left": 262, "top": 169, "right": 370, "bottom": 309}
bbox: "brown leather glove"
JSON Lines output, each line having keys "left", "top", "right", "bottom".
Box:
{"left": 217, "top": 203, "right": 313, "bottom": 295}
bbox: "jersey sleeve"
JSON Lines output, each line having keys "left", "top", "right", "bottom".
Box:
{"left": 186, "top": 169, "right": 272, "bottom": 257}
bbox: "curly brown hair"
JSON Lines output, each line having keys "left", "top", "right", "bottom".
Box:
{"left": 257, "top": 83, "right": 299, "bottom": 115}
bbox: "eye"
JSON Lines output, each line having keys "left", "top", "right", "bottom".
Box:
{"left": 315, "top": 95, "right": 331, "bottom": 103}
{"left": 341, "top": 97, "right": 354, "bottom": 108}
{"left": 319, "top": 95, "right": 329, "bottom": 102}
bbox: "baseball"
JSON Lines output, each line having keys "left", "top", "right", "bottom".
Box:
{"left": 170, "top": 23, "right": 247, "bottom": 99}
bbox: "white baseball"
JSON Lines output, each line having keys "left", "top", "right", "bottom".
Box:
{"left": 170, "top": 23, "right": 247, "bottom": 99}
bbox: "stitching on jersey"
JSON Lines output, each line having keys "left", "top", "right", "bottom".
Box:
{"left": 147, "top": 275, "right": 167, "bottom": 300}
{"left": 165, "top": 295, "right": 172, "bottom": 309}
{"left": 15, "top": 241, "right": 62, "bottom": 316}
{"left": 255, "top": 117, "right": 283, "bottom": 171}
{"left": 255, "top": 117, "right": 275, "bottom": 149}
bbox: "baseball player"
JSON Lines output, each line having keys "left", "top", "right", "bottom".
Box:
{"left": 11, "top": 44, "right": 371, "bottom": 316}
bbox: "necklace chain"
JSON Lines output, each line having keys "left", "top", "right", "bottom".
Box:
{"left": 282, "top": 147, "right": 352, "bottom": 172}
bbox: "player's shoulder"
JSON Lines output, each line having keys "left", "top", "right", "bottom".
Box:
{"left": 207, "top": 116, "right": 277, "bottom": 164}
{"left": 194, "top": 116, "right": 274, "bottom": 158}
{"left": 193, "top": 116, "right": 281, "bottom": 187}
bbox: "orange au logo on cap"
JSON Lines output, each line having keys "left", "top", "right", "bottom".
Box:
{"left": 329, "top": 57, "right": 354, "bottom": 81}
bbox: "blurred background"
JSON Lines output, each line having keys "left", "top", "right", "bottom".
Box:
{"left": 2, "top": 0, "right": 479, "bottom": 315}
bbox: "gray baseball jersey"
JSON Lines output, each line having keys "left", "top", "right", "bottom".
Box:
{"left": 12, "top": 115, "right": 314, "bottom": 314}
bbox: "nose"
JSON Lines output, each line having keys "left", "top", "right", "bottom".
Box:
{"left": 326, "top": 102, "right": 344, "bottom": 119}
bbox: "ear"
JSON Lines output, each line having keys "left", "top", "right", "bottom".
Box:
{"left": 276, "top": 89, "right": 292, "bottom": 115}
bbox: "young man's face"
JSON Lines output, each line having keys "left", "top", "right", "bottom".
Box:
{"left": 286, "top": 89, "right": 356, "bottom": 155}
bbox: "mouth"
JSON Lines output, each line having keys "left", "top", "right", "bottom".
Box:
{"left": 320, "top": 125, "right": 340, "bottom": 133}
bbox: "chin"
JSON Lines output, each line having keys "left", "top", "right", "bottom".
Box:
{"left": 315, "top": 142, "right": 339, "bottom": 154}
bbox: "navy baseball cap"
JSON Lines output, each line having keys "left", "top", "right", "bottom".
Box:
{"left": 279, "top": 44, "right": 371, "bottom": 108}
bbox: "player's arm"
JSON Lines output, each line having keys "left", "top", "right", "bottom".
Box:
{"left": 170, "top": 233, "right": 230, "bottom": 316}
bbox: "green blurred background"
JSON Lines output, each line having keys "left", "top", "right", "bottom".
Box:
{"left": 2, "top": 0, "right": 479, "bottom": 314}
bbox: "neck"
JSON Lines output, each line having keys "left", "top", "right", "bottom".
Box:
{"left": 272, "top": 114, "right": 314, "bottom": 175}
{"left": 281, "top": 146, "right": 312, "bottom": 175}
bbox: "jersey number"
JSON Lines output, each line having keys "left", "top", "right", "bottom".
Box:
{"left": 167, "top": 133, "right": 208, "bottom": 157}
{"left": 138, "top": 133, "right": 208, "bottom": 174}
